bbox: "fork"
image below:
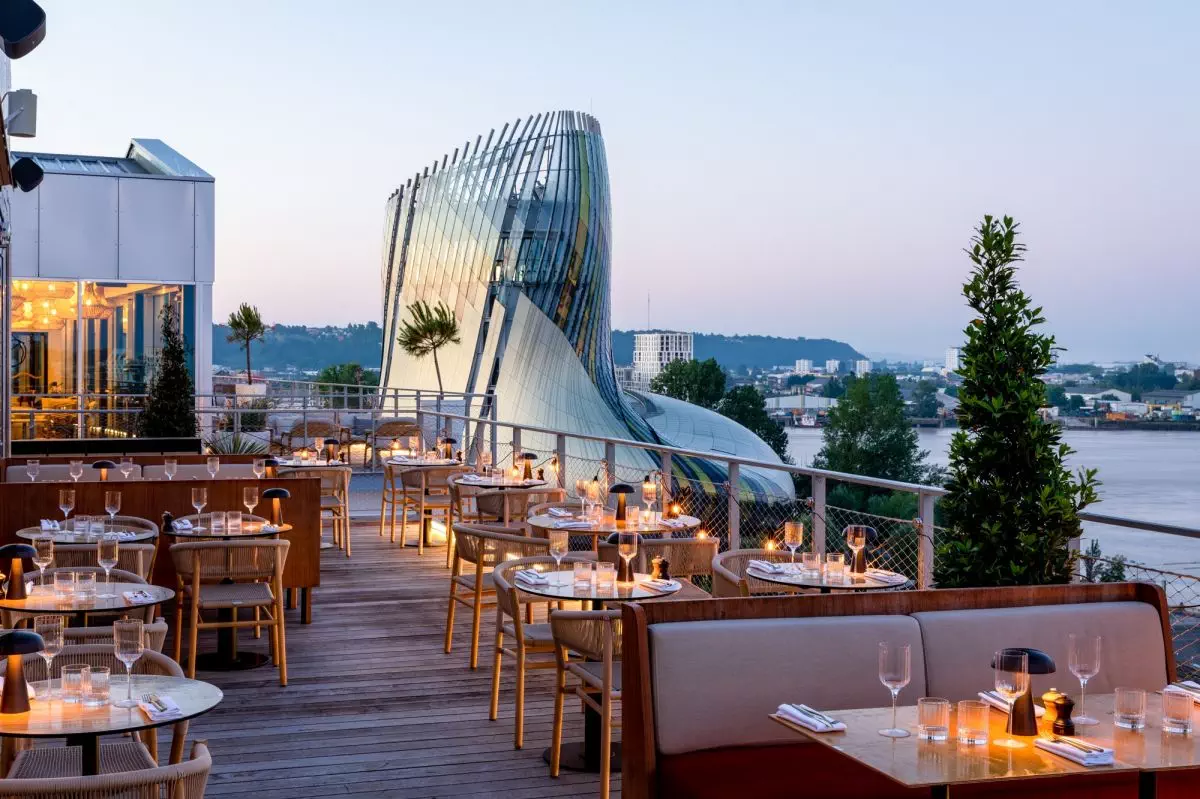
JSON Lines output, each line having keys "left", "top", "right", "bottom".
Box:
{"left": 797, "top": 704, "right": 839, "bottom": 725}
{"left": 1051, "top": 736, "right": 1104, "bottom": 753}
{"left": 141, "top": 693, "right": 168, "bottom": 712}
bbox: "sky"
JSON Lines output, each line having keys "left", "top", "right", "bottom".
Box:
{"left": 13, "top": 1, "right": 1199, "bottom": 363}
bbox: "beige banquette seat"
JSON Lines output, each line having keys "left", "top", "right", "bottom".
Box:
{"left": 5, "top": 464, "right": 143, "bottom": 482}
{"left": 621, "top": 583, "right": 1174, "bottom": 799}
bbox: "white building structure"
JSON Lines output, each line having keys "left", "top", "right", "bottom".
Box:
{"left": 794, "top": 358, "right": 813, "bottom": 374}
{"left": 825, "top": 358, "right": 841, "bottom": 374}
{"left": 945, "top": 347, "right": 961, "bottom": 372}
{"left": 854, "top": 359, "right": 872, "bottom": 377}
{"left": 631, "top": 331, "right": 693, "bottom": 392}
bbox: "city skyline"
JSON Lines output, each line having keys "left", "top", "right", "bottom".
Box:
{"left": 12, "top": 1, "right": 1198, "bottom": 363}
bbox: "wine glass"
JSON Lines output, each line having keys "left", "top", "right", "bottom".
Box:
{"left": 119, "top": 457, "right": 134, "bottom": 479}
{"left": 618, "top": 532, "right": 638, "bottom": 584}
{"left": 206, "top": 456, "right": 220, "bottom": 479}
{"left": 784, "top": 521, "right": 804, "bottom": 562}
{"left": 993, "top": 648, "right": 1030, "bottom": 748}
{"left": 69, "top": 459, "right": 83, "bottom": 482}
{"left": 1069, "top": 634, "right": 1102, "bottom": 726}
{"left": 97, "top": 534, "right": 119, "bottom": 597}
{"left": 845, "top": 525, "right": 869, "bottom": 570}
{"left": 878, "top": 642, "right": 911, "bottom": 738}
{"left": 33, "top": 535, "right": 54, "bottom": 586}
{"left": 164, "top": 458, "right": 178, "bottom": 480}
{"left": 252, "top": 458, "right": 266, "bottom": 479}
{"left": 58, "top": 488, "right": 75, "bottom": 521}
{"left": 480, "top": 449, "right": 493, "bottom": 476}
{"left": 26, "top": 459, "right": 39, "bottom": 482}
{"left": 192, "top": 487, "right": 208, "bottom": 516}
{"left": 104, "top": 490, "right": 121, "bottom": 529}
{"left": 575, "top": 479, "right": 588, "bottom": 513}
{"left": 244, "top": 486, "right": 259, "bottom": 516}
{"left": 113, "top": 618, "right": 144, "bottom": 708}
{"left": 34, "top": 615, "right": 64, "bottom": 700}
{"left": 549, "top": 531, "right": 568, "bottom": 571}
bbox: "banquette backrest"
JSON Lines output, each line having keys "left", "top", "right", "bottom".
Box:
{"left": 143, "top": 463, "right": 257, "bottom": 480}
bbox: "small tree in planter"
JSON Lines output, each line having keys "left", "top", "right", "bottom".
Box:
{"left": 138, "top": 302, "right": 198, "bottom": 438}
{"left": 935, "top": 215, "right": 1099, "bottom": 587}
{"left": 226, "top": 303, "right": 267, "bottom": 385}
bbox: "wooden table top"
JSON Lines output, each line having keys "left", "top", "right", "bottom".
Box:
{"left": 747, "top": 563, "right": 911, "bottom": 591}
{"left": 17, "top": 527, "right": 157, "bottom": 544}
{"left": 2, "top": 676, "right": 222, "bottom": 739}
{"left": 527, "top": 513, "right": 701, "bottom": 536}
{"left": 0, "top": 582, "right": 174, "bottom": 614}
{"left": 768, "top": 692, "right": 1200, "bottom": 789}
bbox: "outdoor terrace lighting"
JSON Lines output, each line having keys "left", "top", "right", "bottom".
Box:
{"left": 323, "top": 440, "right": 339, "bottom": 463}
{"left": 92, "top": 460, "right": 116, "bottom": 482}
{"left": 0, "top": 543, "right": 35, "bottom": 600}
{"left": 263, "top": 458, "right": 280, "bottom": 479}
{"left": 0, "top": 630, "right": 44, "bottom": 714}
{"left": 642, "top": 474, "right": 657, "bottom": 511}
{"left": 262, "top": 487, "right": 290, "bottom": 527}
{"left": 994, "top": 648, "right": 1056, "bottom": 738}
{"left": 440, "top": 437, "right": 456, "bottom": 461}
{"left": 696, "top": 529, "right": 709, "bottom": 540}
{"left": 610, "top": 483, "right": 634, "bottom": 522}
{"left": 522, "top": 453, "right": 536, "bottom": 480}
{"left": 667, "top": 501, "right": 683, "bottom": 520}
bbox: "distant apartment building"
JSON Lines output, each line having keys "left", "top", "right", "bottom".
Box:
{"left": 794, "top": 359, "right": 813, "bottom": 374}
{"left": 825, "top": 359, "right": 841, "bottom": 374}
{"left": 630, "top": 331, "right": 693, "bottom": 392}
{"left": 945, "top": 347, "right": 961, "bottom": 373}
{"left": 854, "top": 360, "right": 872, "bottom": 377}
{"left": 614, "top": 365, "right": 637, "bottom": 392}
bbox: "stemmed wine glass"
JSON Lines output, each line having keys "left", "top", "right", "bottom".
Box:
{"left": 113, "top": 618, "right": 144, "bottom": 708}
{"left": 548, "top": 531, "right": 568, "bottom": 572}
{"left": 206, "top": 456, "right": 220, "bottom": 479}
{"left": 845, "top": 525, "right": 869, "bottom": 570}
{"left": 34, "top": 615, "right": 64, "bottom": 700}
{"left": 878, "top": 642, "right": 911, "bottom": 737}
{"left": 1069, "top": 634, "right": 1102, "bottom": 726}
{"left": 244, "top": 486, "right": 259, "bottom": 516}
{"left": 104, "top": 490, "right": 121, "bottom": 530}
{"left": 58, "top": 488, "right": 75, "bottom": 522}
{"left": 252, "top": 458, "right": 266, "bottom": 479}
{"left": 784, "top": 521, "right": 804, "bottom": 562}
{"left": 192, "top": 487, "right": 208, "bottom": 516}
{"left": 26, "top": 459, "right": 39, "bottom": 482}
{"left": 618, "top": 532, "right": 638, "bottom": 584}
{"left": 575, "top": 479, "right": 589, "bottom": 514}
{"left": 479, "top": 449, "right": 493, "bottom": 476}
{"left": 33, "top": 536, "right": 54, "bottom": 586}
{"left": 119, "top": 457, "right": 135, "bottom": 479}
{"left": 164, "top": 458, "right": 178, "bottom": 481}
{"left": 69, "top": 460, "right": 83, "bottom": 482}
{"left": 97, "top": 534, "right": 119, "bottom": 598}
{"left": 993, "top": 649, "right": 1030, "bottom": 748}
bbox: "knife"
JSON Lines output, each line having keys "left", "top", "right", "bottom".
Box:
{"left": 797, "top": 704, "right": 839, "bottom": 726}
{"left": 148, "top": 694, "right": 169, "bottom": 712}
{"left": 1052, "top": 736, "right": 1104, "bottom": 753}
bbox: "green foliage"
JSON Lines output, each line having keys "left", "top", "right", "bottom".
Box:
{"left": 1081, "top": 540, "right": 1127, "bottom": 583}
{"left": 935, "top": 216, "right": 1100, "bottom": 588}
{"left": 945, "top": 385, "right": 959, "bottom": 398}
{"left": 910, "top": 380, "right": 940, "bottom": 418}
{"left": 649, "top": 358, "right": 727, "bottom": 409}
{"left": 716, "top": 385, "right": 790, "bottom": 460}
{"left": 1046, "top": 385, "right": 1068, "bottom": 408}
{"left": 821, "top": 377, "right": 847, "bottom": 398}
{"left": 213, "top": 322, "right": 382, "bottom": 372}
{"left": 138, "top": 303, "right": 198, "bottom": 439}
{"left": 397, "top": 301, "right": 461, "bottom": 394}
{"left": 315, "top": 362, "right": 380, "bottom": 409}
{"left": 786, "top": 374, "right": 814, "bottom": 387}
{"left": 220, "top": 398, "right": 271, "bottom": 432}
{"left": 1110, "top": 362, "right": 1178, "bottom": 394}
{"left": 205, "top": 432, "right": 269, "bottom": 455}
{"left": 225, "top": 303, "right": 267, "bottom": 384}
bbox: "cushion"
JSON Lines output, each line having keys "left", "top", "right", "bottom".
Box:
{"left": 649, "top": 615, "right": 927, "bottom": 755}
{"left": 913, "top": 602, "right": 1168, "bottom": 702}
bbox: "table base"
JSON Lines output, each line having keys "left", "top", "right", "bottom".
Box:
{"left": 543, "top": 741, "right": 621, "bottom": 773}
{"left": 194, "top": 651, "right": 270, "bottom": 671}
{"left": 64, "top": 734, "right": 99, "bottom": 776}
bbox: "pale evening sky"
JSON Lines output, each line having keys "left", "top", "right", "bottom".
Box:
{"left": 13, "top": 1, "right": 1198, "bottom": 363}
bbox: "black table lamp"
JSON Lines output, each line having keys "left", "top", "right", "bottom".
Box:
{"left": 263, "top": 458, "right": 280, "bottom": 479}
{"left": 439, "top": 437, "right": 457, "bottom": 460}
{"left": 323, "top": 440, "right": 339, "bottom": 463}
{"left": 0, "top": 544, "right": 36, "bottom": 600}
{"left": 610, "top": 483, "right": 634, "bottom": 521}
{"left": 262, "top": 487, "right": 290, "bottom": 526}
{"left": 0, "top": 630, "right": 44, "bottom": 713}
{"left": 521, "top": 453, "right": 537, "bottom": 480}
{"left": 992, "top": 648, "right": 1055, "bottom": 736}
{"left": 92, "top": 459, "right": 117, "bottom": 482}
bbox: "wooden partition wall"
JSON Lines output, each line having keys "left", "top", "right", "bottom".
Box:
{"left": 0, "top": 476, "right": 322, "bottom": 623}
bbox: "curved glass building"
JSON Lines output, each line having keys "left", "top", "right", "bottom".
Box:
{"left": 381, "top": 111, "right": 791, "bottom": 499}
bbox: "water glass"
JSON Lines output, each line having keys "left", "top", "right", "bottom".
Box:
{"left": 164, "top": 458, "right": 178, "bottom": 480}
{"left": 627, "top": 506, "right": 642, "bottom": 527}
{"left": 252, "top": 458, "right": 266, "bottom": 479}
{"left": 244, "top": 486, "right": 259, "bottom": 515}
{"left": 878, "top": 642, "right": 912, "bottom": 738}
{"left": 573, "top": 562, "right": 594, "bottom": 590}
{"left": 34, "top": 614, "right": 64, "bottom": 700}
{"left": 993, "top": 649, "right": 1030, "bottom": 748}
{"left": 58, "top": 488, "right": 75, "bottom": 521}
{"left": 596, "top": 562, "right": 617, "bottom": 591}
{"left": 227, "top": 511, "right": 243, "bottom": 535}
{"left": 33, "top": 535, "right": 54, "bottom": 585}
{"left": 1069, "top": 633, "right": 1102, "bottom": 726}
{"left": 26, "top": 459, "right": 39, "bottom": 482}
{"left": 76, "top": 572, "right": 96, "bottom": 601}
{"left": 1115, "top": 687, "right": 1146, "bottom": 730}
{"left": 1163, "top": 688, "right": 1194, "bottom": 735}
{"left": 61, "top": 664, "right": 90, "bottom": 704}
{"left": 69, "top": 459, "right": 83, "bottom": 482}
{"left": 210, "top": 512, "right": 226, "bottom": 536}
{"left": 784, "top": 521, "right": 804, "bottom": 561}
{"left": 917, "top": 697, "right": 951, "bottom": 741}
{"left": 104, "top": 490, "right": 121, "bottom": 522}
{"left": 800, "top": 551, "right": 820, "bottom": 577}
{"left": 119, "top": 457, "right": 135, "bottom": 478}
{"left": 84, "top": 666, "right": 110, "bottom": 707}
{"left": 192, "top": 487, "right": 208, "bottom": 515}
{"left": 956, "top": 700, "right": 989, "bottom": 745}
{"left": 548, "top": 531, "right": 568, "bottom": 569}
{"left": 113, "top": 618, "right": 144, "bottom": 708}
{"left": 207, "top": 456, "right": 220, "bottom": 478}
{"left": 53, "top": 571, "right": 75, "bottom": 602}
{"left": 825, "top": 553, "right": 846, "bottom": 583}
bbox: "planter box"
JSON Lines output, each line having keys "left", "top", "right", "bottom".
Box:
{"left": 234, "top": 383, "right": 268, "bottom": 399}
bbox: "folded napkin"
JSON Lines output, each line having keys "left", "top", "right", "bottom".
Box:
{"left": 123, "top": 590, "right": 155, "bottom": 604}
{"left": 553, "top": 520, "right": 594, "bottom": 530}
{"left": 776, "top": 703, "right": 846, "bottom": 733}
{"left": 521, "top": 478, "right": 543, "bottom": 486}
{"left": 39, "top": 519, "right": 60, "bottom": 531}
{"left": 660, "top": 517, "right": 688, "bottom": 529}
{"left": 640, "top": 578, "right": 677, "bottom": 592}
{"left": 748, "top": 560, "right": 786, "bottom": 575}
{"left": 138, "top": 695, "right": 183, "bottom": 722}
{"left": 865, "top": 568, "right": 907, "bottom": 585}
{"left": 173, "top": 519, "right": 193, "bottom": 530}
{"left": 978, "top": 691, "right": 1045, "bottom": 717}
{"left": 514, "top": 569, "right": 549, "bottom": 586}
{"left": 460, "top": 473, "right": 484, "bottom": 482}
{"left": 547, "top": 508, "right": 574, "bottom": 518}
{"left": 1034, "top": 737, "right": 1114, "bottom": 766}
{"left": 261, "top": 523, "right": 282, "bottom": 533}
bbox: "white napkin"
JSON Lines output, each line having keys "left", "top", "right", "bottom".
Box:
{"left": 978, "top": 691, "right": 1045, "bottom": 717}
{"left": 123, "top": 590, "right": 155, "bottom": 604}
{"left": 776, "top": 703, "right": 846, "bottom": 733}
{"left": 748, "top": 560, "right": 785, "bottom": 574}
{"left": 261, "top": 523, "right": 282, "bottom": 533}
{"left": 173, "top": 519, "right": 193, "bottom": 530}
{"left": 547, "top": 508, "right": 573, "bottom": 518}
{"left": 553, "top": 521, "right": 593, "bottom": 530}
{"left": 865, "top": 568, "right": 907, "bottom": 585}
{"left": 640, "top": 578, "right": 678, "bottom": 592}
{"left": 521, "top": 478, "right": 543, "bottom": 486}
{"left": 1034, "top": 737, "right": 1114, "bottom": 766}
{"left": 661, "top": 517, "right": 687, "bottom": 529}
{"left": 460, "top": 473, "right": 484, "bottom": 482}
{"left": 39, "top": 519, "right": 59, "bottom": 531}
{"left": 514, "top": 569, "right": 549, "bottom": 586}
{"left": 138, "top": 695, "right": 183, "bottom": 722}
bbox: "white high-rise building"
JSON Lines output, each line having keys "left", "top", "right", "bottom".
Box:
{"left": 825, "top": 359, "right": 841, "bottom": 374}
{"left": 854, "top": 360, "right": 872, "bottom": 377}
{"left": 794, "top": 359, "right": 813, "bottom": 374}
{"left": 631, "top": 331, "right": 693, "bottom": 392}
{"left": 945, "top": 347, "right": 961, "bottom": 373}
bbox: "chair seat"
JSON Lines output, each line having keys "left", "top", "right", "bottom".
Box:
{"left": 190, "top": 581, "right": 274, "bottom": 608}
{"left": 9, "top": 741, "right": 157, "bottom": 778}
{"left": 503, "top": 621, "right": 554, "bottom": 645}
{"left": 452, "top": 572, "right": 495, "bottom": 591}
{"left": 570, "top": 660, "right": 622, "bottom": 692}
{"left": 409, "top": 495, "right": 453, "bottom": 508}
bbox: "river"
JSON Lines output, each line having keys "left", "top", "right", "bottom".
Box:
{"left": 787, "top": 427, "right": 1200, "bottom": 573}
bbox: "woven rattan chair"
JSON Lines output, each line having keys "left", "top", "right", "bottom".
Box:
{"left": 62, "top": 617, "right": 169, "bottom": 653}
{"left": 633, "top": 537, "right": 719, "bottom": 579}
{"left": 549, "top": 609, "right": 622, "bottom": 798}
{"left": 397, "top": 465, "right": 465, "bottom": 555}
{"left": 446, "top": 524, "right": 549, "bottom": 670}
{"left": 18, "top": 646, "right": 191, "bottom": 768}
{"left": 276, "top": 418, "right": 349, "bottom": 454}
{"left": 50, "top": 543, "right": 156, "bottom": 581}
{"left": 368, "top": 419, "right": 420, "bottom": 468}
{"left": 286, "top": 466, "right": 352, "bottom": 556}
{"left": 446, "top": 476, "right": 487, "bottom": 569}
{"left": 491, "top": 555, "right": 588, "bottom": 749}
{"left": 0, "top": 740, "right": 211, "bottom": 797}
{"left": 712, "top": 548, "right": 797, "bottom": 597}
{"left": 476, "top": 486, "right": 567, "bottom": 526}
{"left": 170, "top": 539, "right": 290, "bottom": 685}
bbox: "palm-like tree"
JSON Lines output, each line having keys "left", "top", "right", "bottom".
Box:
{"left": 226, "top": 303, "right": 267, "bottom": 385}
{"left": 397, "top": 301, "right": 461, "bottom": 394}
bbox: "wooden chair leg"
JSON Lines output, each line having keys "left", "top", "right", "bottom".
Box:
{"left": 379, "top": 490, "right": 388, "bottom": 537}
{"left": 469, "top": 584, "right": 484, "bottom": 670}
{"left": 444, "top": 589, "right": 458, "bottom": 654}
{"left": 254, "top": 606, "right": 262, "bottom": 639}
{"left": 187, "top": 598, "right": 200, "bottom": 679}
{"left": 514, "top": 644, "right": 526, "bottom": 749}
{"left": 172, "top": 591, "right": 184, "bottom": 664}
{"left": 550, "top": 662, "right": 567, "bottom": 777}
{"left": 343, "top": 509, "right": 351, "bottom": 557}
{"left": 417, "top": 497, "right": 425, "bottom": 556}
{"left": 445, "top": 525, "right": 455, "bottom": 569}
{"left": 169, "top": 721, "right": 188, "bottom": 765}
{"left": 600, "top": 693, "right": 612, "bottom": 799}
{"left": 275, "top": 597, "right": 288, "bottom": 686}
{"left": 489, "top": 611, "right": 503, "bottom": 721}
{"left": 143, "top": 728, "right": 159, "bottom": 764}
{"left": 393, "top": 493, "right": 402, "bottom": 544}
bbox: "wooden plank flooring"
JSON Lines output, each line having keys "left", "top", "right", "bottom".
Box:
{"left": 186, "top": 520, "right": 611, "bottom": 798}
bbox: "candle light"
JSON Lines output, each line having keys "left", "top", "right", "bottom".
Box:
{"left": 642, "top": 474, "right": 657, "bottom": 509}
{"left": 696, "top": 529, "right": 709, "bottom": 540}
{"left": 765, "top": 540, "right": 777, "bottom": 551}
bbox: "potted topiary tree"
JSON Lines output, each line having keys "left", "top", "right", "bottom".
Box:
{"left": 226, "top": 303, "right": 268, "bottom": 399}
{"left": 137, "top": 302, "right": 198, "bottom": 439}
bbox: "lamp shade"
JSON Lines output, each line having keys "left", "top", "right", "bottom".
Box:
{"left": 261, "top": 487, "right": 291, "bottom": 501}
{"left": 0, "top": 544, "right": 36, "bottom": 601}
{"left": 263, "top": 458, "right": 281, "bottom": 467}
{"left": 991, "top": 647, "right": 1056, "bottom": 675}
{"left": 0, "top": 630, "right": 43, "bottom": 656}
{"left": 0, "top": 629, "right": 43, "bottom": 714}
{"left": 0, "top": 544, "right": 36, "bottom": 561}
{"left": 263, "top": 487, "right": 290, "bottom": 526}
{"left": 91, "top": 460, "right": 117, "bottom": 470}
{"left": 610, "top": 483, "right": 634, "bottom": 521}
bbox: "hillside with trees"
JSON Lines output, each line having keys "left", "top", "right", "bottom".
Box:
{"left": 612, "top": 330, "right": 863, "bottom": 371}
{"left": 212, "top": 323, "right": 383, "bottom": 372}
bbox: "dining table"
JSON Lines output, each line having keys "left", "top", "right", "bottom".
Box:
{"left": 17, "top": 526, "right": 157, "bottom": 544}
{"left": 169, "top": 513, "right": 290, "bottom": 540}
{"left": 526, "top": 512, "right": 702, "bottom": 546}
{"left": 0, "top": 582, "right": 174, "bottom": 623}
{"left": 747, "top": 561, "right": 911, "bottom": 594}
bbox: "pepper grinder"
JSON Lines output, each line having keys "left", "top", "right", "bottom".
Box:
{"left": 1052, "top": 694, "right": 1076, "bottom": 736}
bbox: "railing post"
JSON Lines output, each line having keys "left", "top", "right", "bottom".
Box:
{"left": 511, "top": 426, "right": 522, "bottom": 467}
{"left": 556, "top": 433, "right": 567, "bottom": 489}
{"left": 812, "top": 474, "right": 827, "bottom": 556}
{"left": 727, "top": 462, "right": 741, "bottom": 551}
{"left": 660, "top": 451, "right": 673, "bottom": 509}
{"left": 490, "top": 415, "right": 499, "bottom": 467}
{"left": 416, "top": 409, "right": 426, "bottom": 450}
{"left": 605, "top": 442, "right": 616, "bottom": 484}
{"left": 919, "top": 491, "right": 937, "bottom": 589}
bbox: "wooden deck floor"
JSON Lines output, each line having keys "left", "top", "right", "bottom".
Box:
{"left": 187, "top": 520, "right": 610, "bottom": 798}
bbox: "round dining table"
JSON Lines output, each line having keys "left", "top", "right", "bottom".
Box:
{"left": 452, "top": 474, "right": 548, "bottom": 490}
{"left": 169, "top": 514, "right": 291, "bottom": 540}
{"left": 0, "top": 675, "right": 222, "bottom": 775}
{"left": 0, "top": 582, "right": 174, "bottom": 619}
{"left": 746, "top": 563, "right": 912, "bottom": 594}
{"left": 527, "top": 512, "right": 702, "bottom": 541}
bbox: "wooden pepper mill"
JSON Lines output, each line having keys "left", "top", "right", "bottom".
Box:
{"left": 1052, "top": 694, "right": 1076, "bottom": 736}
{"left": 650, "top": 556, "right": 671, "bottom": 581}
